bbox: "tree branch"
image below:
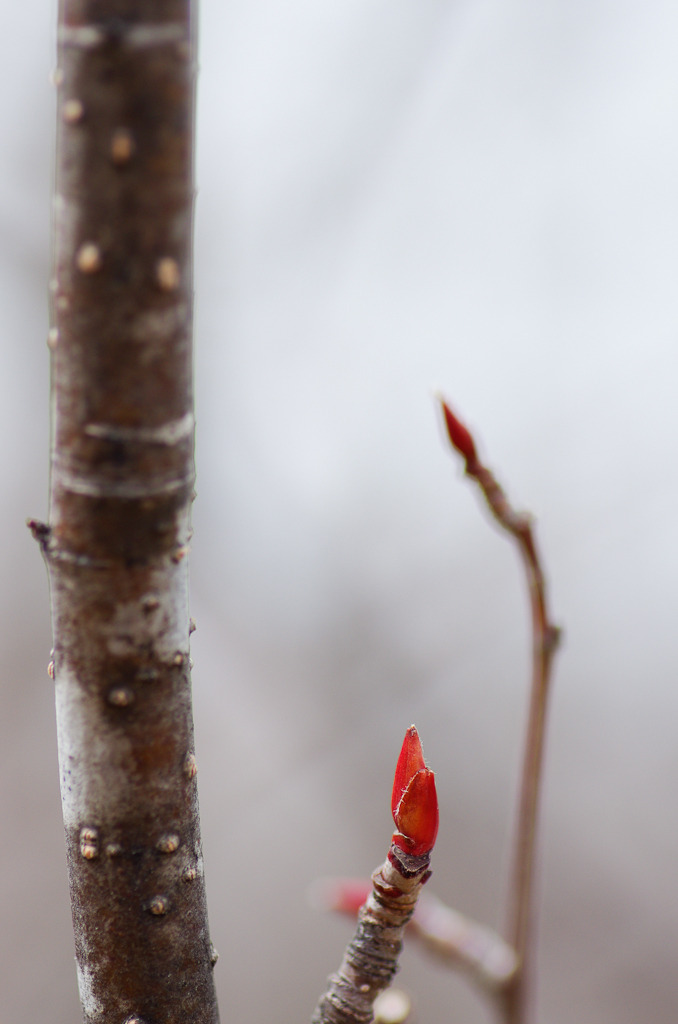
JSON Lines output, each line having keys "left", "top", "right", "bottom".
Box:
{"left": 29, "top": 2, "right": 219, "bottom": 1021}
{"left": 439, "top": 399, "right": 561, "bottom": 1024}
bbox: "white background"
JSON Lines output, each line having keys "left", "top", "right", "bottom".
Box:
{"left": 1, "top": 1, "right": 677, "bottom": 1022}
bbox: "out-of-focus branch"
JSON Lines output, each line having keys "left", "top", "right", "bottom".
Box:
{"left": 439, "top": 398, "right": 561, "bottom": 1024}
{"left": 312, "top": 880, "right": 518, "bottom": 994}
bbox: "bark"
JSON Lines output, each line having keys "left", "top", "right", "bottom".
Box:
{"left": 29, "top": 1, "right": 220, "bottom": 1021}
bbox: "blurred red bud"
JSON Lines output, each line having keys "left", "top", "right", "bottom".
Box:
{"left": 310, "top": 878, "right": 372, "bottom": 917}
{"left": 440, "top": 399, "right": 478, "bottom": 466}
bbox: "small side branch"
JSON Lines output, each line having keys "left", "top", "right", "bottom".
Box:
{"left": 439, "top": 399, "right": 561, "bottom": 1024}
{"left": 408, "top": 893, "right": 518, "bottom": 992}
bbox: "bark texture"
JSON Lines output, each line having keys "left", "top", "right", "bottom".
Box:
{"left": 312, "top": 847, "right": 432, "bottom": 1024}
{"left": 32, "top": 1, "right": 220, "bottom": 1021}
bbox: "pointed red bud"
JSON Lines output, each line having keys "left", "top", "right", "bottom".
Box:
{"left": 391, "top": 725, "right": 426, "bottom": 819}
{"left": 439, "top": 398, "right": 478, "bottom": 466}
{"left": 391, "top": 727, "right": 439, "bottom": 857}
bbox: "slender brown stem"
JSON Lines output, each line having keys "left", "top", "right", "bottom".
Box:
{"left": 472, "top": 473, "right": 560, "bottom": 1024}
{"left": 440, "top": 401, "right": 561, "bottom": 1024}
{"left": 501, "top": 520, "right": 559, "bottom": 1023}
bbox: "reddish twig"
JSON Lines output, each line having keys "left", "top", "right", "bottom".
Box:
{"left": 439, "top": 398, "right": 561, "bottom": 1024}
{"left": 312, "top": 728, "right": 439, "bottom": 1024}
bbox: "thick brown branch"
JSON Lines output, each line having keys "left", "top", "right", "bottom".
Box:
{"left": 32, "top": 2, "right": 220, "bottom": 1021}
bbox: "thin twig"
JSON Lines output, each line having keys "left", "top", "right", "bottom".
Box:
{"left": 409, "top": 892, "right": 519, "bottom": 992}
{"left": 439, "top": 399, "right": 561, "bottom": 1024}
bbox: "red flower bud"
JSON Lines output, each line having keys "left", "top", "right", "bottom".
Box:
{"left": 391, "top": 727, "right": 439, "bottom": 857}
{"left": 439, "top": 398, "right": 478, "bottom": 466}
{"left": 391, "top": 725, "right": 426, "bottom": 819}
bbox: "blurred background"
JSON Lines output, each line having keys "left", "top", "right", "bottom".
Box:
{"left": 1, "top": 1, "right": 677, "bottom": 1021}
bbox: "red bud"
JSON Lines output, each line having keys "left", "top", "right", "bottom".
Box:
{"left": 393, "top": 769, "right": 439, "bottom": 856}
{"left": 391, "top": 725, "right": 426, "bottom": 819}
{"left": 391, "top": 727, "right": 439, "bottom": 857}
{"left": 440, "top": 399, "right": 478, "bottom": 465}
